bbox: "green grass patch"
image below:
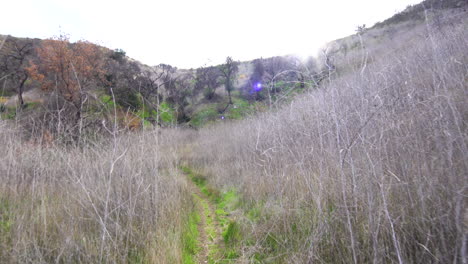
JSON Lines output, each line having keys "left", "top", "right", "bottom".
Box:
{"left": 181, "top": 166, "right": 206, "bottom": 187}
{"left": 23, "top": 102, "right": 41, "bottom": 109}
{"left": 0, "top": 198, "right": 13, "bottom": 259}
{"left": 225, "top": 98, "right": 253, "bottom": 120}
{"left": 181, "top": 166, "right": 220, "bottom": 201}
{"left": 0, "top": 106, "right": 17, "bottom": 120}
{"left": 182, "top": 209, "right": 201, "bottom": 264}
{"left": 218, "top": 189, "right": 239, "bottom": 210}
{"left": 159, "top": 102, "right": 176, "bottom": 124}
{"left": 135, "top": 108, "right": 156, "bottom": 127}
{"left": 190, "top": 104, "right": 219, "bottom": 127}
{"left": 223, "top": 221, "right": 241, "bottom": 245}
{"left": 180, "top": 166, "right": 192, "bottom": 175}
{"left": 189, "top": 96, "right": 264, "bottom": 127}
{"left": 0, "top": 199, "right": 12, "bottom": 234}
{"left": 99, "top": 94, "right": 116, "bottom": 109}
{"left": 215, "top": 189, "right": 240, "bottom": 231}
{"left": 193, "top": 176, "right": 207, "bottom": 187}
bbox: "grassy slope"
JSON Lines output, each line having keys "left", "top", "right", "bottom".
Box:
{"left": 182, "top": 5, "right": 468, "bottom": 263}
{"left": 0, "top": 1, "right": 466, "bottom": 263}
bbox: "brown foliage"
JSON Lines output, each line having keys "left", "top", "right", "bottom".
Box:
{"left": 26, "top": 35, "right": 106, "bottom": 110}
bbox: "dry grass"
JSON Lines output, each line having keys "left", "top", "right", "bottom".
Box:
{"left": 184, "top": 11, "right": 467, "bottom": 263}
{"left": 0, "top": 125, "right": 193, "bottom": 263}
{"left": 0, "top": 7, "right": 466, "bottom": 264}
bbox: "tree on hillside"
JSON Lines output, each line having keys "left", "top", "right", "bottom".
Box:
{"left": 109, "top": 48, "right": 126, "bottom": 62}
{"left": 105, "top": 50, "right": 143, "bottom": 109}
{"left": 263, "top": 56, "right": 296, "bottom": 92}
{"left": 105, "top": 54, "right": 179, "bottom": 126}
{"left": 156, "top": 63, "right": 177, "bottom": 104}
{"left": 164, "top": 72, "right": 193, "bottom": 122}
{"left": 136, "top": 66, "right": 179, "bottom": 125}
{"left": 292, "top": 56, "right": 319, "bottom": 89}
{"left": 138, "top": 68, "right": 164, "bottom": 106}
{"left": 195, "top": 66, "right": 221, "bottom": 100}
{"left": 0, "top": 38, "right": 33, "bottom": 108}
{"left": 218, "top": 56, "right": 239, "bottom": 104}
{"left": 258, "top": 56, "right": 298, "bottom": 106}
{"left": 27, "top": 35, "right": 106, "bottom": 136}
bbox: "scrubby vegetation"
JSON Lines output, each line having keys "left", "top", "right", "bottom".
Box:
{"left": 182, "top": 7, "right": 467, "bottom": 264}
{"left": 0, "top": 1, "right": 466, "bottom": 263}
{"left": 0, "top": 126, "right": 194, "bottom": 263}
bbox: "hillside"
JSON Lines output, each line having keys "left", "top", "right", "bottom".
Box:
{"left": 2, "top": 0, "right": 466, "bottom": 132}
{"left": 0, "top": 34, "right": 316, "bottom": 130}
{"left": 0, "top": 1, "right": 467, "bottom": 263}
{"left": 181, "top": 3, "right": 467, "bottom": 262}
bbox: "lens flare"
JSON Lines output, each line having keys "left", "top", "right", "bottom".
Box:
{"left": 254, "top": 82, "right": 262, "bottom": 92}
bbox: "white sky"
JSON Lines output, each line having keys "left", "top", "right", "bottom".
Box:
{"left": 1, "top": 0, "right": 422, "bottom": 68}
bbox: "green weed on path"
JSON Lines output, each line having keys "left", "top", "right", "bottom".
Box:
{"left": 180, "top": 166, "right": 242, "bottom": 263}
{"left": 182, "top": 210, "right": 200, "bottom": 264}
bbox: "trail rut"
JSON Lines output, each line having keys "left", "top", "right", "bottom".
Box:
{"left": 188, "top": 177, "right": 223, "bottom": 263}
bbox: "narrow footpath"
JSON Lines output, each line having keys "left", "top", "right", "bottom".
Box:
{"left": 183, "top": 168, "right": 228, "bottom": 264}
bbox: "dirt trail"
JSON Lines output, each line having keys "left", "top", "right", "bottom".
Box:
{"left": 188, "top": 179, "right": 223, "bottom": 263}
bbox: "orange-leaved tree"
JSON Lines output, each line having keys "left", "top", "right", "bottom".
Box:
{"left": 27, "top": 35, "right": 106, "bottom": 126}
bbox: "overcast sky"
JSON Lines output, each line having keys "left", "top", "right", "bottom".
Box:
{"left": 1, "top": 0, "right": 422, "bottom": 68}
